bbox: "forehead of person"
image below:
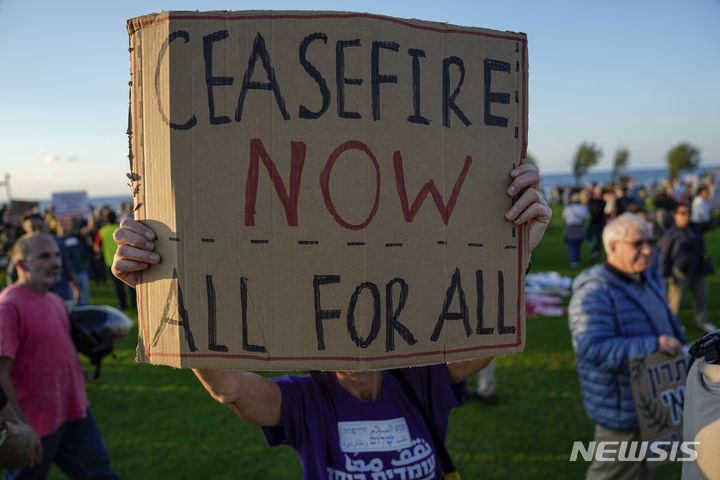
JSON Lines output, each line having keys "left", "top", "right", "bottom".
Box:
{"left": 57, "top": 217, "right": 73, "bottom": 232}
{"left": 17, "top": 234, "right": 61, "bottom": 271}
{"left": 22, "top": 217, "right": 46, "bottom": 234}
{"left": 606, "top": 216, "right": 653, "bottom": 275}
{"left": 26, "top": 233, "right": 57, "bottom": 252}
{"left": 15, "top": 234, "right": 61, "bottom": 293}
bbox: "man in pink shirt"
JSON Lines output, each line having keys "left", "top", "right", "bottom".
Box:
{"left": 0, "top": 233, "right": 118, "bottom": 479}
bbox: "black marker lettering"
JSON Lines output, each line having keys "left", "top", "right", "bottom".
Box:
{"left": 475, "top": 270, "right": 493, "bottom": 334}
{"left": 347, "top": 282, "right": 381, "bottom": 348}
{"left": 203, "top": 30, "right": 233, "bottom": 125}
{"left": 431, "top": 268, "right": 471, "bottom": 341}
{"left": 386, "top": 278, "right": 416, "bottom": 352}
{"left": 298, "top": 33, "right": 330, "bottom": 119}
{"left": 483, "top": 59, "right": 511, "bottom": 127}
{"left": 155, "top": 31, "right": 196, "bottom": 130}
{"left": 236, "top": 32, "right": 290, "bottom": 122}
{"left": 152, "top": 268, "right": 197, "bottom": 352}
{"left": 442, "top": 56, "right": 470, "bottom": 128}
{"left": 336, "top": 39, "right": 362, "bottom": 119}
{"left": 407, "top": 48, "right": 429, "bottom": 125}
{"left": 240, "top": 277, "right": 267, "bottom": 353}
{"left": 313, "top": 275, "right": 341, "bottom": 351}
{"left": 371, "top": 41, "right": 399, "bottom": 121}
{"left": 205, "top": 275, "right": 228, "bottom": 352}
{"left": 497, "top": 270, "right": 515, "bottom": 334}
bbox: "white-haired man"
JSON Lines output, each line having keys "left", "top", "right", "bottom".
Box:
{"left": 569, "top": 213, "right": 685, "bottom": 479}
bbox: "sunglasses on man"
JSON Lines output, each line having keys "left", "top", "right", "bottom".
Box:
{"left": 621, "top": 238, "right": 656, "bottom": 249}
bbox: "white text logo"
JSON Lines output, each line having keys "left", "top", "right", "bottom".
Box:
{"left": 569, "top": 441, "right": 699, "bottom": 462}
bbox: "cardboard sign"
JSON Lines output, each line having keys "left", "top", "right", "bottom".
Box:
{"left": 629, "top": 352, "right": 689, "bottom": 465}
{"left": 52, "top": 191, "right": 89, "bottom": 218}
{"left": 9, "top": 200, "right": 39, "bottom": 217}
{"left": 127, "top": 11, "right": 528, "bottom": 370}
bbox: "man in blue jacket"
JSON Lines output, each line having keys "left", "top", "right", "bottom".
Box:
{"left": 569, "top": 213, "right": 685, "bottom": 479}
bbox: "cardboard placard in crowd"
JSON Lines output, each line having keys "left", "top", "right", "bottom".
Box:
{"left": 52, "top": 191, "right": 89, "bottom": 219}
{"left": 629, "top": 352, "right": 689, "bottom": 466}
{"left": 127, "top": 10, "right": 528, "bottom": 370}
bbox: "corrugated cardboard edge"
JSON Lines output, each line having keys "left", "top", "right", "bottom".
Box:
{"left": 127, "top": 10, "right": 524, "bottom": 38}
{"left": 128, "top": 15, "right": 159, "bottom": 364}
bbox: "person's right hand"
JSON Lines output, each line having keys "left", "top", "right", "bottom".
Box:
{"left": 111, "top": 219, "right": 161, "bottom": 288}
{"left": 657, "top": 334, "right": 683, "bottom": 356}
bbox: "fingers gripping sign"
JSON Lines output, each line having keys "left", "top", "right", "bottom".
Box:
{"left": 112, "top": 219, "right": 161, "bottom": 288}
{"left": 505, "top": 164, "right": 551, "bottom": 252}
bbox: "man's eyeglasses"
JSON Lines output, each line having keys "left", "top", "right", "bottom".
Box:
{"left": 620, "top": 238, "right": 656, "bottom": 249}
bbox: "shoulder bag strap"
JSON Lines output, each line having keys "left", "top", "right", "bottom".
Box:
{"left": 388, "top": 369, "right": 459, "bottom": 479}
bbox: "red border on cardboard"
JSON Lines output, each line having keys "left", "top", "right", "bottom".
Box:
{"left": 129, "top": 11, "right": 528, "bottom": 363}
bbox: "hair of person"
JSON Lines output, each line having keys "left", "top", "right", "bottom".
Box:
{"left": 11, "top": 232, "right": 54, "bottom": 265}
{"left": 697, "top": 185, "right": 708, "bottom": 195}
{"left": 104, "top": 210, "right": 117, "bottom": 225}
{"left": 672, "top": 202, "right": 690, "bottom": 213}
{"left": 627, "top": 204, "right": 646, "bottom": 215}
{"left": 602, "top": 213, "right": 650, "bottom": 252}
{"left": 308, "top": 371, "right": 336, "bottom": 388}
{"left": 20, "top": 212, "right": 43, "bottom": 224}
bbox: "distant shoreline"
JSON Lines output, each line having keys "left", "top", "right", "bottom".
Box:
{"left": 15, "top": 164, "right": 720, "bottom": 212}
{"left": 540, "top": 164, "right": 720, "bottom": 177}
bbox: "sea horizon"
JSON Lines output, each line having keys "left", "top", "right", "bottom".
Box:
{"left": 17, "top": 163, "right": 720, "bottom": 214}
{"left": 539, "top": 164, "right": 719, "bottom": 193}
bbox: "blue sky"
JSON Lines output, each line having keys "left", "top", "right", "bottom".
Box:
{"left": 1, "top": 0, "right": 718, "bottom": 200}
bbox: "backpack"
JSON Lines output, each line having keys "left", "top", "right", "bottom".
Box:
{"left": 70, "top": 305, "right": 133, "bottom": 379}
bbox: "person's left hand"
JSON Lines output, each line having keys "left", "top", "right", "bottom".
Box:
{"left": 658, "top": 334, "right": 683, "bottom": 356}
{"left": 0, "top": 420, "right": 40, "bottom": 469}
{"left": 504, "top": 164, "right": 551, "bottom": 251}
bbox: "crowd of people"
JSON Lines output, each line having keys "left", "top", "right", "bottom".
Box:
{"left": 0, "top": 165, "right": 551, "bottom": 479}
{"left": 558, "top": 174, "right": 720, "bottom": 333}
{"left": 1, "top": 166, "right": 718, "bottom": 479}
{"left": 0, "top": 202, "right": 135, "bottom": 312}
{"left": 563, "top": 173, "right": 720, "bottom": 479}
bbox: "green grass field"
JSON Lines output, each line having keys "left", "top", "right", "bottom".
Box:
{"left": 40, "top": 209, "right": 718, "bottom": 479}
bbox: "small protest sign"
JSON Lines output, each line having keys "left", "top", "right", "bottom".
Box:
{"left": 52, "top": 191, "right": 89, "bottom": 219}
{"left": 9, "top": 200, "right": 39, "bottom": 217}
{"left": 127, "top": 10, "right": 529, "bottom": 370}
{"left": 629, "top": 352, "right": 689, "bottom": 466}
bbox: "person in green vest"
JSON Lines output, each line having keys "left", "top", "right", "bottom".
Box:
{"left": 94, "top": 210, "right": 135, "bottom": 311}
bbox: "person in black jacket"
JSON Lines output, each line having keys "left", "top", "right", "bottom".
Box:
{"left": 585, "top": 185, "right": 606, "bottom": 262}
{"left": 659, "top": 203, "right": 719, "bottom": 332}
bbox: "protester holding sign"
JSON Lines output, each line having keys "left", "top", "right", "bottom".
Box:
{"left": 127, "top": 10, "right": 534, "bottom": 370}
{"left": 569, "top": 213, "right": 686, "bottom": 479}
{"left": 112, "top": 164, "right": 549, "bottom": 479}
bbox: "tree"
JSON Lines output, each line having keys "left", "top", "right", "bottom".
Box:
{"left": 524, "top": 152, "right": 537, "bottom": 166}
{"left": 573, "top": 143, "right": 602, "bottom": 185}
{"left": 667, "top": 143, "right": 700, "bottom": 180}
{"left": 611, "top": 148, "right": 630, "bottom": 183}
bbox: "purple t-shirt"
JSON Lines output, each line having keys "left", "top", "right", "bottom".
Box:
{"left": 262, "top": 365, "right": 465, "bottom": 480}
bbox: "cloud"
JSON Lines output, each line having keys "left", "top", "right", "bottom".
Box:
{"left": 42, "top": 153, "right": 79, "bottom": 164}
